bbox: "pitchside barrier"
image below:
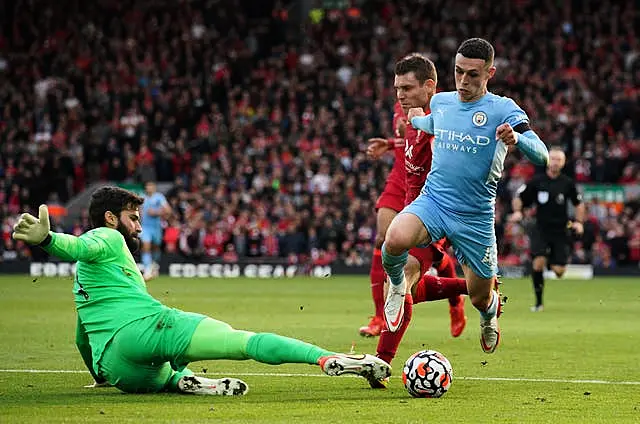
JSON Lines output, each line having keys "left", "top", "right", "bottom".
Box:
{"left": 0, "top": 255, "right": 638, "bottom": 278}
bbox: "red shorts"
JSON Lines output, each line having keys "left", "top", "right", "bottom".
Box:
{"left": 409, "top": 240, "right": 446, "bottom": 275}
{"left": 375, "top": 175, "right": 406, "bottom": 212}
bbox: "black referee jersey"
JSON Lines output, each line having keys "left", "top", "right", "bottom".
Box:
{"left": 517, "top": 173, "right": 582, "bottom": 231}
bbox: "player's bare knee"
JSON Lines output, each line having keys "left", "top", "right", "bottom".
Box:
{"left": 468, "top": 291, "right": 492, "bottom": 311}
{"left": 532, "top": 256, "right": 546, "bottom": 272}
{"left": 384, "top": 225, "right": 410, "bottom": 254}
{"left": 385, "top": 214, "right": 429, "bottom": 254}
{"left": 461, "top": 266, "right": 493, "bottom": 311}
{"left": 552, "top": 266, "right": 566, "bottom": 278}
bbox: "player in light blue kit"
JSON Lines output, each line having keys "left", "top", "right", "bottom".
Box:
{"left": 381, "top": 38, "right": 549, "bottom": 354}
{"left": 141, "top": 181, "right": 171, "bottom": 279}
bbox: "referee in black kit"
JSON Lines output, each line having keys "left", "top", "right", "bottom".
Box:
{"left": 510, "top": 146, "right": 585, "bottom": 312}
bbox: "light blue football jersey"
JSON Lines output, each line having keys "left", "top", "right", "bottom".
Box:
{"left": 417, "top": 91, "right": 529, "bottom": 215}
{"left": 142, "top": 192, "right": 168, "bottom": 229}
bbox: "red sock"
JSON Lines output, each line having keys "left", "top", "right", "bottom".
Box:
{"left": 413, "top": 275, "right": 468, "bottom": 304}
{"left": 376, "top": 295, "right": 413, "bottom": 365}
{"left": 435, "top": 254, "right": 456, "bottom": 278}
{"left": 370, "top": 248, "right": 386, "bottom": 318}
{"left": 435, "top": 255, "right": 462, "bottom": 307}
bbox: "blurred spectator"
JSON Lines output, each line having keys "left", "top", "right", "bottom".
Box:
{"left": 570, "top": 242, "right": 590, "bottom": 265}
{"left": 593, "top": 244, "right": 616, "bottom": 269}
{"left": 222, "top": 244, "right": 239, "bottom": 263}
{"left": 179, "top": 216, "right": 206, "bottom": 259}
{"left": 345, "top": 248, "right": 366, "bottom": 266}
{"left": 163, "top": 216, "right": 182, "bottom": 254}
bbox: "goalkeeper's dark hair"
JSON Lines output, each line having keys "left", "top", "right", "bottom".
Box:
{"left": 457, "top": 38, "right": 494, "bottom": 66}
{"left": 394, "top": 53, "right": 437, "bottom": 84}
{"left": 89, "top": 186, "right": 144, "bottom": 228}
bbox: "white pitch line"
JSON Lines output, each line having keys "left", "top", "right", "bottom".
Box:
{"left": 1, "top": 369, "right": 639, "bottom": 385}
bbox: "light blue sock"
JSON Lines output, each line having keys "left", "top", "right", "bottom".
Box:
{"left": 142, "top": 252, "right": 153, "bottom": 269}
{"left": 152, "top": 250, "right": 161, "bottom": 263}
{"left": 381, "top": 242, "right": 408, "bottom": 286}
{"left": 480, "top": 291, "right": 498, "bottom": 320}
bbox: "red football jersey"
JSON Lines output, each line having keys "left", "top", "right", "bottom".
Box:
{"left": 403, "top": 109, "right": 434, "bottom": 205}
{"left": 388, "top": 101, "right": 407, "bottom": 183}
{"left": 375, "top": 102, "right": 407, "bottom": 212}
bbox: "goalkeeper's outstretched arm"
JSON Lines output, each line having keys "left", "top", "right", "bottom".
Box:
{"left": 39, "top": 232, "right": 110, "bottom": 263}
{"left": 12, "top": 205, "right": 110, "bottom": 262}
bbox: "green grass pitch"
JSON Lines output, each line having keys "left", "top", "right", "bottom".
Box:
{"left": 1, "top": 274, "right": 639, "bottom": 423}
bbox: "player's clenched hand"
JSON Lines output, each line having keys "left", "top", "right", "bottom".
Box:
{"left": 571, "top": 221, "right": 584, "bottom": 236}
{"left": 407, "top": 108, "right": 425, "bottom": 121}
{"left": 12, "top": 204, "right": 50, "bottom": 245}
{"left": 366, "top": 137, "right": 391, "bottom": 159}
{"left": 496, "top": 123, "right": 517, "bottom": 146}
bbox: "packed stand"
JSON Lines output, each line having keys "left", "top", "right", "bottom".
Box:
{"left": 0, "top": 0, "right": 638, "bottom": 268}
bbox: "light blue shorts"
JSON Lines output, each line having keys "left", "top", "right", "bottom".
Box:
{"left": 140, "top": 226, "right": 163, "bottom": 245}
{"left": 401, "top": 193, "right": 498, "bottom": 279}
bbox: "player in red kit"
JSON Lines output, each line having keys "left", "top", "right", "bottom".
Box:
{"left": 364, "top": 54, "right": 470, "bottom": 388}
{"left": 358, "top": 102, "right": 407, "bottom": 338}
{"left": 360, "top": 54, "right": 467, "bottom": 341}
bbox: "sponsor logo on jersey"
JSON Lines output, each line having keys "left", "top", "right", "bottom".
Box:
{"left": 434, "top": 141, "right": 477, "bottom": 154}
{"left": 405, "top": 139, "right": 414, "bottom": 159}
{"left": 433, "top": 129, "right": 491, "bottom": 146}
{"left": 433, "top": 128, "right": 492, "bottom": 155}
{"left": 404, "top": 159, "right": 425, "bottom": 175}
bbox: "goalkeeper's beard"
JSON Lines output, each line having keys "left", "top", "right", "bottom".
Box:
{"left": 116, "top": 221, "right": 140, "bottom": 254}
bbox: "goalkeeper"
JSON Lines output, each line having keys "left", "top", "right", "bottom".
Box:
{"left": 12, "top": 186, "right": 391, "bottom": 395}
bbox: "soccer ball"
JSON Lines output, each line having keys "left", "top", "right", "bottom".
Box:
{"left": 402, "top": 350, "right": 453, "bottom": 398}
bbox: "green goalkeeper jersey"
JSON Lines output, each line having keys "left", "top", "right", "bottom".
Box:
{"left": 43, "top": 227, "right": 167, "bottom": 372}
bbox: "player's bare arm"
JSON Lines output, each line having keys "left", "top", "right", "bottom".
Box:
{"left": 510, "top": 196, "right": 524, "bottom": 222}
{"left": 366, "top": 137, "right": 403, "bottom": 159}
{"left": 510, "top": 179, "right": 534, "bottom": 222}
{"left": 571, "top": 202, "right": 586, "bottom": 235}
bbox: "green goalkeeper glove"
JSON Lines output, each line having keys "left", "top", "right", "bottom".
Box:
{"left": 12, "top": 204, "right": 51, "bottom": 245}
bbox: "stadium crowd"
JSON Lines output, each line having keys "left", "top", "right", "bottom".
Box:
{"left": 0, "top": 0, "right": 639, "bottom": 268}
